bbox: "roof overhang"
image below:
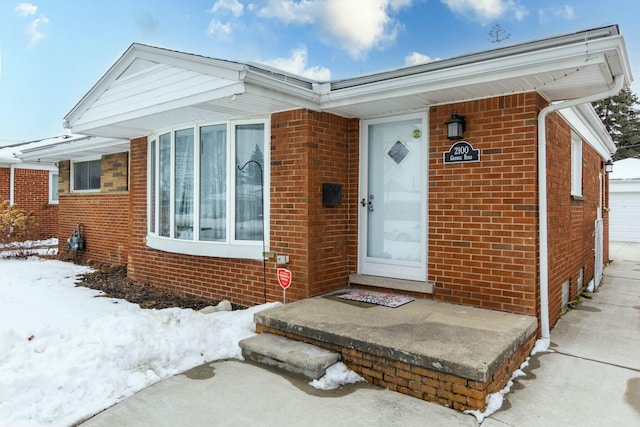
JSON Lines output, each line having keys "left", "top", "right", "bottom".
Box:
{"left": 19, "top": 136, "right": 129, "bottom": 163}
{"left": 557, "top": 103, "right": 617, "bottom": 160}
{"left": 64, "top": 26, "right": 633, "bottom": 140}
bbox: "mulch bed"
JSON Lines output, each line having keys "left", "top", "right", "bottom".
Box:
{"left": 77, "top": 265, "right": 240, "bottom": 310}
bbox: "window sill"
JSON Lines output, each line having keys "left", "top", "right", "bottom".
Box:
{"left": 571, "top": 194, "right": 585, "bottom": 201}
{"left": 146, "top": 234, "right": 265, "bottom": 260}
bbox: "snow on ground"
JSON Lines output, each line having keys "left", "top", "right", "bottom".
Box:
{"left": 0, "top": 238, "right": 58, "bottom": 258}
{"left": 0, "top": 253, "right": 277, "bottom": 426}
{"left": 0, "top": 247, "right": 360, "bottom": 426}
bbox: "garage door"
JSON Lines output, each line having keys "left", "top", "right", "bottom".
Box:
{"left": 610, "top": 189, "right": 640, "bottom": 242}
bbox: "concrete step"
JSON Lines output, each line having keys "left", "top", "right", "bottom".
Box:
{"left": 239, "top": 333, "right": 341, "bottom": 380}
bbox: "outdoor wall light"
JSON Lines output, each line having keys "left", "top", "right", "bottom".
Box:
{"left": 602, "top": 159, "right": 614, "bottom": 173}
{"left": 445, "top": 113, "right": 466, "bottom": 140}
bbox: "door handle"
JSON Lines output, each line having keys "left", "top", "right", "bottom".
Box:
{"left": 361, "top": 197, "right": 374, "bottom": 211}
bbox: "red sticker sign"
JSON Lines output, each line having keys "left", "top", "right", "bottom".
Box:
{"left": 277, "top": 268, "right": 292, "bottom": 290}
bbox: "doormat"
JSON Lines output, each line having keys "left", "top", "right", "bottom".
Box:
{"left": 337, "top": 290, "right": 414, "bottom": 308}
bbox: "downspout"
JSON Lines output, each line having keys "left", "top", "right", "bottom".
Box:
{"left": 9, "top": 164, "right": 15, "bottom": 206}
{"left": 537, "top": 74, "right": 624, "bottom": 345}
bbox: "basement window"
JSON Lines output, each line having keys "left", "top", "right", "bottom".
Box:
{"left": 146, "top": 119, "right": 270, "bottom": 260}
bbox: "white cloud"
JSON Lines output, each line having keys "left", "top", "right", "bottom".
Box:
{"left": 206, "top": 19, "right": 232, "bottom": 38}
{"left": 261, "top": 48, "right": 331, "bottom": 81}
{"left": 211, "top": 0, "right": 244, "bottom": 17}
{"left": 539, "top": 5, "right": 575, "bottom": 23}
{"left": 441, "top": 0, "right": 528, "bottom": 24}
{"left": 257, "top": 0, "right": 317, "bottom": 24}
{"left": 258, "top": 0, "right": 413, "bottom": 59}
{"left": 405, "top": 52, "right": 438, "bottom": 66}
{"left": 14, "top": 2, "right": 37, "bottom": 17}
{"left": 25, "top": 15, "right": 48, "bottom": 44}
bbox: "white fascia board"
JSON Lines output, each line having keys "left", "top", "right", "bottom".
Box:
{"left": 129, "top": 45, "right": 248, "bottom": 83}
{"left": 321, "top": 36, "right": 625, "bottom": 108}
{"left": 0, "top": 157, "right": 21, "bottom": 165}
{"left": 12, "top": 162, "right": 57, "bottom": 171}
{"left": 557, "top": 104, "right": 616, "bottom": 159}
{"left": 65, "top": 43, "right": 248, "bottom": 129}
{"left": 70, "top": 82, "right": 246, "bottom": 135}
{"left": 0, "top": 148, "right": 21, "bottom": 164}
{"left": 19, "top": 137, "right": 128, "bottom": 161}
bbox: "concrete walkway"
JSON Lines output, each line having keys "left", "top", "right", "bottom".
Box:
{"left": 483, "top": 241, "right": 640, "bottom": 427}
{"left": 81, "top": 242, "right": 640, "bottom": 426}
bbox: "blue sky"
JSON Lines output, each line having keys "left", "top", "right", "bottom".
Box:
{"left": 1, "top": 0, "right": 639, "bottom": 142}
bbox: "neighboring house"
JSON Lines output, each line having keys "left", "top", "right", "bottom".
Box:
{"left": 22, "top": 25, "right": 632, "bottom": 408}
{"left": 0, "top": 138, "right": 63, "bottom": 240}
{"left": 609, "top": 158, "right": 640, "bottom": 242}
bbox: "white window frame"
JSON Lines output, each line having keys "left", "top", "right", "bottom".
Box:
{"left": 71, "top": 157, "right": 101, "bottom": 193}
{"left": 49, "top": 171, "right": 59, "bottom": 204}
{"left": 146, "top": 118, "right": 270, "bottom": 260}
{"left": 571, "top": 132, "right": 583, "bottom": 197}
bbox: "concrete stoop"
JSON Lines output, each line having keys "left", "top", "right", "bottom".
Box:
{"left": 239, "top": 333, "right": 341, "bottom": 379}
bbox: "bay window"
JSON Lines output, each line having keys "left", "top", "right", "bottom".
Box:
{"left": 147, "top": 119, "right": 269, "bottom": 259}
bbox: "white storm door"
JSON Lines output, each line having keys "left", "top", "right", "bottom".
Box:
{"left": 358, "top": 114, "right": 427, "bottom": 281}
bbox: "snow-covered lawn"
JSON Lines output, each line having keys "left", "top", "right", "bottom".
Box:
{"left": 0, "top": 254, "right": 282, "bottom": 426}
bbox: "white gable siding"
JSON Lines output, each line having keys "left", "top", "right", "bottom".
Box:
{"left": 73, "top": 63, "right": 243, "bottom": 131}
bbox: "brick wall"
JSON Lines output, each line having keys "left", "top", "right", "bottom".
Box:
{"left": 57, "top": 154, "right": 129, "bottom": 265}
{"left": 546, "top": 112, "right": 605, "bottom": 326}
{"left": 0, "top": 168, "right": 9, "bottom": 201}
{"left": 270, "top": 110, "right": 358, "bottom": 299}
{"left": 428, "top": 95, "right": 541, "bottom": 316}
{"left": 0, "top": 167, "right": 58, "bottom": 240}
{"left": 428, "top": 95, "right": 607, "bottom": 325}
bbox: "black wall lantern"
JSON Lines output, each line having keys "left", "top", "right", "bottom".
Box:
{"left": 603, "top": 159, "right": 614, "bottom": 173}
{"left": 445, "top": 113, "right": 466, "bottom": 140}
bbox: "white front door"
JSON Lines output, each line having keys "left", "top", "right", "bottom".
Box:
{"left": 358, "top": 114, "right": 427, "bottom": 281}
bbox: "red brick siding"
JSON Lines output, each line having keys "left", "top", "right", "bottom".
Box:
{"left": 58, "top": 193, "right": 129, "bottom": 265}
{"left": 3, "top": 168, "right": 58, "bottom": 239}
{"left": 271, "top": 110, "right": 358, "bottom": 299}
{"left": 57, "top": 154, "right": 129, "bottom": 265}
{"left": 0, "top": 168, "right": 9, "bottom": 201}
{"left": 546, "top": 112, "right": 604, "bottom": 327}
{"left": 429, "top": 95, "right": 540, "bottom": 316}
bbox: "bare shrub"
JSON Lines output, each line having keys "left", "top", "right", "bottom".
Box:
{"left": 0, "top": 201, "right": 40, "bottom": 256}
